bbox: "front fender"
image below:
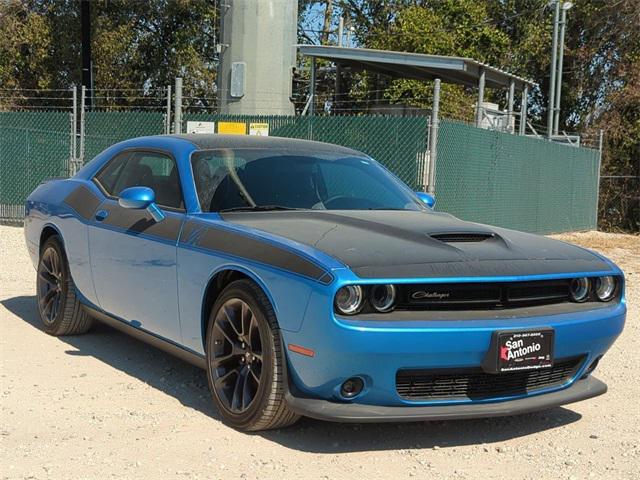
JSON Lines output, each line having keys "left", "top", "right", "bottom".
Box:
{"left": 177, "top": 245, "right": 321, "bottom": 355}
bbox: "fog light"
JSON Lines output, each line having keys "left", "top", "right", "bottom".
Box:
{"left": 569, "top": 277, "right": 589, "bottom": 302}
{"left": 340, "top": 377, "right": 364, "bottom": 398}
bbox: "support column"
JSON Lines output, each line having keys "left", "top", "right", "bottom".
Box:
{"left": 553, "top": 4, "right": 568, "bottom": 135}
{"left": 427, "top": 78, "right": 441, "bottom": 194}
{"left": 548, "top": 0, "right": 560, "bottom": 138}
{"left": 519, "top": 84, "right": 529, "bottom": 136}
{"left": 595, "top": 129, "right": 604, "bottom": 229}
{"left": 507, "top": 79, "right": 515, "bottom": 133}
{"left": 165, "top": 85, "right": 172, "bottom": 135}
{"left": 71, "top": 87, "right": 77, "bottom": 166}
{"left": 334, "top": 63, "right": 341, "bottom": 115}
{"left": 174, "top": 77, "right": 182, "bottom": 134}
{"left": 79, "top": 85, "right": 86, "bottom": 163}
{"left": 309, "top": 58, "right": 316, "bottom": 116}
{"left": 476, "top": 68, "right": 485, "bottom": 127}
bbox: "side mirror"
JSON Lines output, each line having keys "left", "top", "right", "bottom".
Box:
{"left": 415, "top": 191, "right": 436, "bottom": 209}
{"left": 118, "top": 186, "right": 165, "bottom": 222}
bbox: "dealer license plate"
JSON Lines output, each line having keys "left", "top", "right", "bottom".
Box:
{"left": 497, "top": 330, "right": 554, "bottom": 372}
{"left": 485, "top": 329, "right": 554, "bottom": 373}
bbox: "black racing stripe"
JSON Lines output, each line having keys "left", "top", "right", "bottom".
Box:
{"left": 64, "top": 185, "right": 102, "bottom": 220}
{"left": 187, "top": 223, "right": 331, "bottom": 283}
{"left": 352, "top": 259, "right": 612, "bottom": 279}
{"left": 316, "top": 272, "right": 333, "bottom": 285}
{"left": 179, "top": 218, "right": 204, "bottom": 244}
{"left": 100, "top": 204, "right": 182, "bottom": 241}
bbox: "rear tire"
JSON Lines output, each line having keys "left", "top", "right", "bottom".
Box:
{"left": 205, "top": 279, "right": 299, "bottom": 431}
{"left": 36, "top": 235, "right": 93, "bottom": 336}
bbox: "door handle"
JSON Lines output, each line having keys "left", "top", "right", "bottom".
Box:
{"left": 95, "top": 209, "right": 109, "bottom": 222}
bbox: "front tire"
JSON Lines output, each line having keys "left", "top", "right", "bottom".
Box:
{"left": 36, "top": 235, "right": 93, "bottom": 336}
{"left": 205, "top": 279, "right": 299, "bottom": 431}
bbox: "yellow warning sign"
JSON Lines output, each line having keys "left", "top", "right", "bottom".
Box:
{"left": 218, "top": 122, "right": 247, "bottom": 135}
{"left": 249, "top": 123, "right": 270, "bottom": 136}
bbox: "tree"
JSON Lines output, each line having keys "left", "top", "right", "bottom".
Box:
{"left": 349, "top": 1, "right": 511, "bottom": 120}
{"left": 0, "top": 0, "right": 218, "bottom": 107}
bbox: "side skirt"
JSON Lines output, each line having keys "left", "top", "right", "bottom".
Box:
{"left": 83, "top": 305, "right": 207, "bottom": 370}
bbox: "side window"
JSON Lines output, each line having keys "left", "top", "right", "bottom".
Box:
{"left": 96, "top": 151, "right": 184, "bottom": 210}
{"left": 94, "top": 152, "right": 130, "bottom": 195}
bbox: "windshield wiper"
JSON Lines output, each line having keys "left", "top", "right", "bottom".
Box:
{"left": 219, "top": 205, "right": 301, "bottom": 213}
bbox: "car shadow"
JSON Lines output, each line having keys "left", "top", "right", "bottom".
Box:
{"left": 2, "top": 295, "right": 218, "bottom": 420}
{"left": 3, "top": 295, "right": 583, "bottom": 454}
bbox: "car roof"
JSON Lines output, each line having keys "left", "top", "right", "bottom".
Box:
{"left": 167, "top": 134, "right": 363, "bottom": 156}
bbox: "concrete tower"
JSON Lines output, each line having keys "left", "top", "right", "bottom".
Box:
{"left": 218, "top": 0, "right": 298, "bottom": 115}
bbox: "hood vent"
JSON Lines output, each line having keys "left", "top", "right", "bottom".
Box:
{"left": 431, "top": 232, "right": 495, "bottom": 243}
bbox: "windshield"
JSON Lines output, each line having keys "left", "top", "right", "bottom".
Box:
{"left": 191, "top": 148, "right": 424, "bottom": 212}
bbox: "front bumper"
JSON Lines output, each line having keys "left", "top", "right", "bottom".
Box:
{"left": 285, "top": 375, "right": 607, "bottom": 422}
{"left": 283, "top": 291, "right": 625, "bottom": 410}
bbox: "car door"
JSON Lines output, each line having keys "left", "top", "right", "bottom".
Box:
{"left": 88, "top": 149, "right": 186, "bottom": 344}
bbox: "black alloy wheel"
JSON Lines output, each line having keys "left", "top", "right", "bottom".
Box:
{"left": 37, "top": 244, "right": 66, "bottom": 324}
{"left": 210, "top": 298, "right": 264, "bottom": 413}
{"left": 36, "top": 235, "right": 93, "bottom": 335}
{"left": 205, "top": 279, "right": 299, "bottom": 431}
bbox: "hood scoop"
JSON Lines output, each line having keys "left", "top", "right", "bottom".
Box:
{"left": 430, "top": 232, "right": 495, "bottom": 243}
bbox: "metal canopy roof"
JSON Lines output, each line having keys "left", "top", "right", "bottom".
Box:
{"left": 298, "top": 45, "right": 534, "bottom": 90}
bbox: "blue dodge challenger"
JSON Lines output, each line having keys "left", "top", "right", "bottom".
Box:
{"left": 24, "top": 135, "right": 626, "bottom": 431}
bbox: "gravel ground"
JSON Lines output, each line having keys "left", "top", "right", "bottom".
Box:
{"left": 1, "top": 225, "right": 638, "bottom": 480}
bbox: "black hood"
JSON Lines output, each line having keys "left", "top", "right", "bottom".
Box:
{"left": 221, "top": 210, "right": 611, "bottom": 278}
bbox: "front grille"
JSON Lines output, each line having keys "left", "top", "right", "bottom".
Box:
{"left": 396, "top": 357, "right": 583, "bottom": 401}
{"left": 401, "top": 279, "right": 571, "bottom": 310}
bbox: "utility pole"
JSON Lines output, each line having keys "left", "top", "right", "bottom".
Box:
{"left": 553, "top": 2, "right": 573, "bottom": 135}
{"left": 80, "top": 0, "right": 93, "bottom": 109}
{"left": 218, "top": 0, "right": 298, "bottom": 115}
{"left": 547, "top": 0, "right": 560, "bottom": 139}
{"left": 335, "top": 17, "right": 344, "bottom": 114}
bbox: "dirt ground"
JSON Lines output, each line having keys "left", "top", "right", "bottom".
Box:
{"left": 1, "top": 225, "right": 638, "bottom": 480}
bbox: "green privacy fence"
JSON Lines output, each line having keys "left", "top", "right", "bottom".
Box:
{"left": 81, "top": 112, "right": 428, "bottom": 188}
{"left": 84, "top": 111, "right": 166, "bottom": 162}
{"left": 1, "top": 110, "right": 599, "bottom": 234}
{"left": 183, "top": 114, "right": 429, "bottom": 188}
{"left": 435, "top": 119, "right": 600, "bottom": 234}
{"left": 0, "top": 111, "right": 71, "bottom": 221}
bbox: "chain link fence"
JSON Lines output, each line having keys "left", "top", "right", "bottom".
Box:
{"left": 79, "top": 112, "right": 428, "bottom": 189}
{"left": 0, "top": 111, "right": 73, "bottom": 222}
{"left": 182, "top": 113, "right": 429, "bottom": 188}
{"left": 1, "top": 89, "right": 608, "bottom": 234}
{"left": 84, "top": 111, "right": 167, "bottom": 162}
{"left": 598, "top": 176, "right": 640, "bottom": 232}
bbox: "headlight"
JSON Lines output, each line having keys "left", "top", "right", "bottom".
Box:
{"left": 335, "top": 285, "right": 364, "bottom": 315}
{"left": 595, "top": 276, "right": 617, "bottom": 301}
{"left": 370, "top": 284, "right": 397, "bottom": 312}
{"left": 569, "top": 277, "right": 589, "bottom": 302}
